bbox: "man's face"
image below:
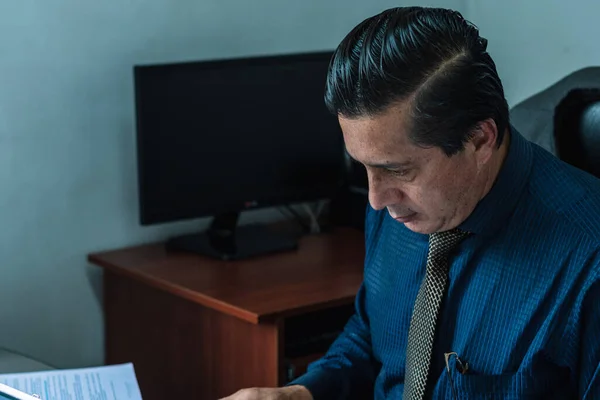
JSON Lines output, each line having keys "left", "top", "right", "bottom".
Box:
{"left": 340, "top": 103, "right": 491, "bottom": 234}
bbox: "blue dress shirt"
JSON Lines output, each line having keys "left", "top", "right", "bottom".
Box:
{"left": 291, "top": 128, "right": 600, "bottom": 399}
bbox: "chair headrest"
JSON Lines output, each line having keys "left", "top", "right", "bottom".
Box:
{"left": 554, "top": 89, "right": 600, "bottom": 178}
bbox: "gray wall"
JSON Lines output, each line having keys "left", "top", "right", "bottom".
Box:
{"left": 0, "top": 0, "right": 464, "bottom": 369}
{"left": 465, "top": 0, "right": 600, "bottom": 107}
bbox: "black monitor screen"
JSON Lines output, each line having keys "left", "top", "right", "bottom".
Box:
{"left": 134, "top": 51, "right": 346, "bottom": 225}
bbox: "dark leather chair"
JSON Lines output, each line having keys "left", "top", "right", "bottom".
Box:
{"left": 554, "top": 88, "right": 600, "bottom": 178}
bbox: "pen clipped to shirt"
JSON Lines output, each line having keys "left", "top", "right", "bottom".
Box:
{"left": 445, "top": 352, "right": 469, "bottom": 400}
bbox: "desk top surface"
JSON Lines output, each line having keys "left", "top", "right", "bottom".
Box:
{"left": 88, "top": 227, "right": 365, "bottom": 324}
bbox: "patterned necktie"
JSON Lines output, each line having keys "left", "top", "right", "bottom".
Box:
{"left": 403, "top": 229, "right": 469, "bottom": 400}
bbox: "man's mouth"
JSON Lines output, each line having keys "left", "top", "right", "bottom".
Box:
{"left": 393, "top": 212, "right": 417, "bottom": 223}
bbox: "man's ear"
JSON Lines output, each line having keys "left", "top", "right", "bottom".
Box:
{"left": 471, "top": 118, "right": 498, "bottom": 152}
{"left": 469, "top": 119, "right": 498, "bottom": 169}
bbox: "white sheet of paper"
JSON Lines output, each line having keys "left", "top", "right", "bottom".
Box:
{"left": 0, "top": 363, "right": 143, "bottom": 400}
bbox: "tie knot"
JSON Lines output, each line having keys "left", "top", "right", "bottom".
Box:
{"left": 428, "top": 228, "right": 469, "bottom": 260}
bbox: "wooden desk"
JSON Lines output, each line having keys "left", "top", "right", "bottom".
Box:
{"left": 88, "top": 227, "right": 364, "bottom": 400}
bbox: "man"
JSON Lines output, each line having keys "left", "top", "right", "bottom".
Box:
{"left": 222, "top": 6, "right": 600, "bottom": 399}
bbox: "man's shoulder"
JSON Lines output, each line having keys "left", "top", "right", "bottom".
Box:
{"left": 364, "top": 206, "right": 392, "bottom": 244}
{"left": 527, "top": 143, "right": 600, "bottom": 242}
{"left": 364, "top": 206, "right": 425, "bottom": 244}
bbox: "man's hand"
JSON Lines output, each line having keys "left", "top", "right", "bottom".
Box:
{"left": 219, "top": 385, "right": 313, "bottom": 400}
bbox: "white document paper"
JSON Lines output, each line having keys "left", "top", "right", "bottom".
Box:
{"left": 0, "top": 363, "right": 143, "bottom": 400}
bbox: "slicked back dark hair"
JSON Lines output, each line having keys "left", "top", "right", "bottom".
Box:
{"left": 325, "top": 7, "right": 509, "bottom": 156}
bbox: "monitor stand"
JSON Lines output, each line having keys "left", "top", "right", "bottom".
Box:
{"left": 165, "top": 212, "right": 299, "bottom": 260}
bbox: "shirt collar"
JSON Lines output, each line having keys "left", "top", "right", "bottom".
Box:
{"left": 458, "top": 125, "right": 533, "bottom": 236}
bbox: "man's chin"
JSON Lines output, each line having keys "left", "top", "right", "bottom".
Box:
{"left": 400, "top": 219, "right": 439, "bottom": 235}
{"left": 403, "top": 222, "right": 431, "bottom": 234}
{"left": 402, "top": 218, "right": 463, "bottom": 234}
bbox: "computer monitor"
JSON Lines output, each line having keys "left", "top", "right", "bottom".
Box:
{"left": 133, "top": 51, "right": 346, "bottom": 259}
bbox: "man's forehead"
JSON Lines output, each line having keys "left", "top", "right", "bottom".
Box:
{"left": 339, "top": 103, "right": 413, "bottom": 142}
{"left": 339, "top": 115, "right": 415, "bottom": 164}
{"left": 341, "top": 122, "right": 407, "bottom": 146}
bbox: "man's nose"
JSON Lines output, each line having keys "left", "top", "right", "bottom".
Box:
{"left": 368, "top": 173, "right": 401, "bottom": 211}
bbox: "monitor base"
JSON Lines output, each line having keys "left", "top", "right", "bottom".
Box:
{"left": 166, "top": 212, "right": 299, "bottom": 260}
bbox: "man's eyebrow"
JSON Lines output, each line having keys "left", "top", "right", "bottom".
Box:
{"left": 367, "top": 161, "right": 412, "bottom": 169}
{"left": 345, "top": 151, "right": 412, "bottom": 169}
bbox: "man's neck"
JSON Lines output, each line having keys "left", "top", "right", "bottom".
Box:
{"left": 480, "top": 129, "right": 511, "bottom": 201}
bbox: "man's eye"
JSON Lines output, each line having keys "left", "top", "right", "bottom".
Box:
{"left": 389, "top": 169, "right": 408, "bottom": 176}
